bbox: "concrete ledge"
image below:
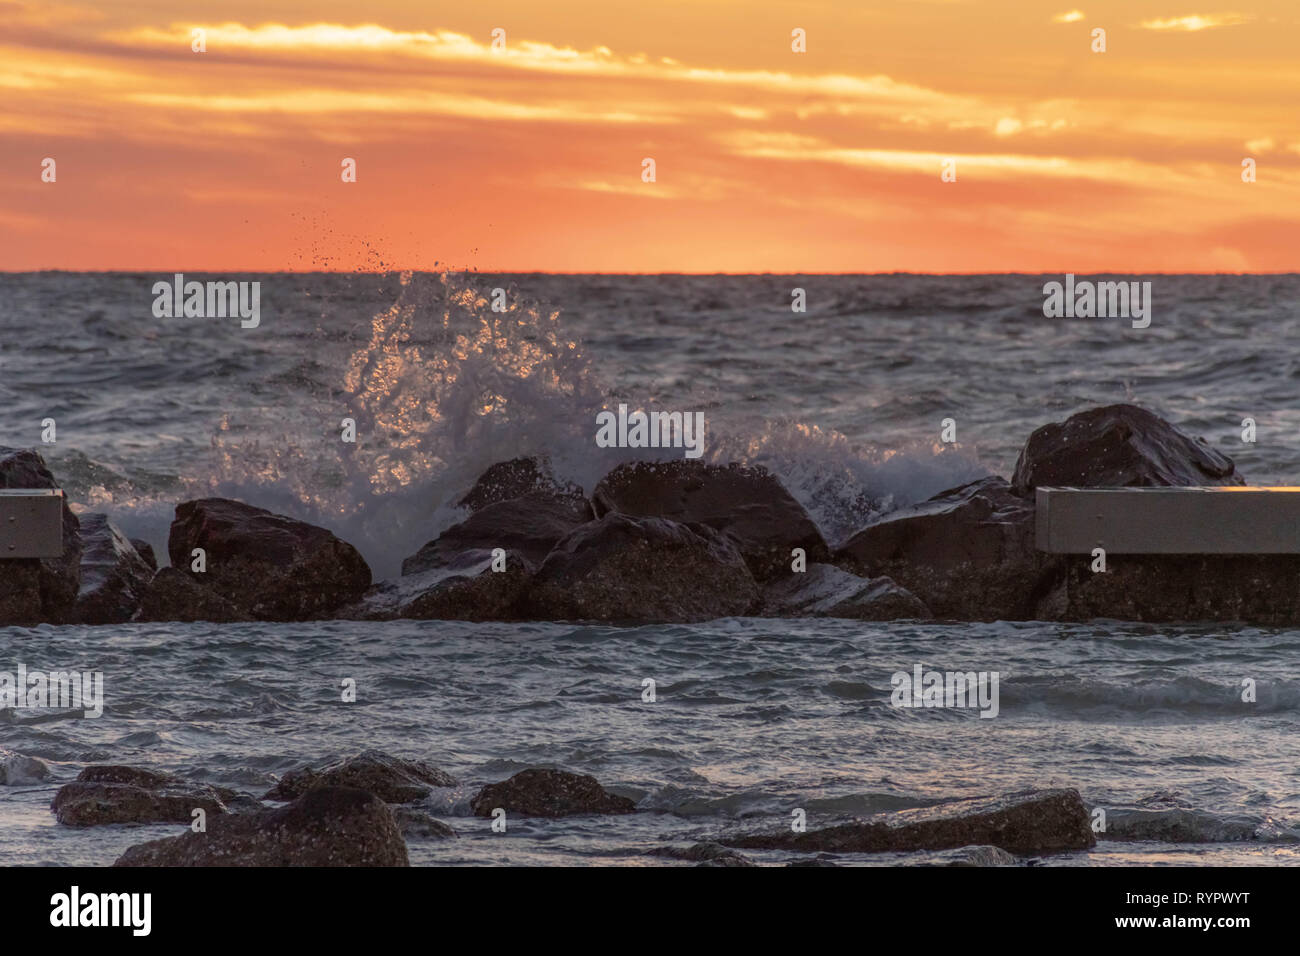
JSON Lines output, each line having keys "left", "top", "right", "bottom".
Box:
{"left": 1036, "top": 486, "right": 1300, "bottom": 554}
{"left": 0, "top": 489, "right": 66, "bottom": 558}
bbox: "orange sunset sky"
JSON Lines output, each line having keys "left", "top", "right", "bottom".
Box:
{"left": 2, "top": 0, "right": 1298, "bottom": 272}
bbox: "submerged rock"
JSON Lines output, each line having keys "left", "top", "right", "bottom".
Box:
{"left": 51, "top": 779, "right": 229, "bottom": 827}
{"left": 470, "top": 768, "right": 636, "bottom": 818}
{"left": 1099, "top": 808, "right": 1262, "bottom": 843}
{"left": 73, "top": 513, "right": 154, "bottom": 624}
{"left": 526, "top": 513, "right": 759, "bottom": 622}
{"left": 0, "top": 446, "right": 82, "bottom": 626}
{"left": 0, "top": 750, "right": 51, "bottom": 785}
{"left": 647, "top": 843, "right": 756, "bottom": 867}
{"left": 113, "top": 785, "right": 409, "bottom": 866}
{"left": 457, "top": 457, "right": 588, "bottom": 514}
{"left": 391, "top": 806, "right": 458, "bottom": 839}
{"left": 724, "top": 789, "right": 1094, "bottom": 856}
{"left": 916, "top": 845, "right": 1019, "bottom": 866}
{"left": 75, "top": 765, "right": 176, "bottom": 789}
{"left": 134, "top": 567, "right": 251, "bottom": 623}
{"left": 763, "top": 563, "right": 931, "bottom": 620}
{"left": 1011, "top": 403, "right": 1244, "bottom": 495}
{"left": 592, "top": 460, "right": 829, "bottom": 581}
{"left": 263, "top": 750, "right": 457, "bottom": 803}
{"left": 167, "top": 498, "right": 371, "bottom": 621}
{"left": 837, "top": 477, "right": 1051, "bottom": 621}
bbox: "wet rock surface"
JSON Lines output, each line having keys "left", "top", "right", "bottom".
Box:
{"left": 837, "top": 477, "right": 1052, "bottom": 621}
{"left": 1011, "top": 403, "right": 1245, "bottom": 495}
{"left": 457, "top": 457, "right": 588, "bottom": 514}
{"left": 263, "top": 750, "right": 457, "bottom": 803}
{"left": 401, "top": 497, "right": 588, "bottom": 575}
{"left": 470, "top": 768, "right": 637, "bottom": 818}
{"left": 134, "top": 567, "right": 251, "bottom": 623}
{"left": 527, "top": 513, "right": 759, "bottom": 622}
{"left": 73, "top": 513, "right": 154, "bottom": 624}
{"left": 723, "top": 789, "right": 1094, "bottom": 856}
{"left": 592, "top": 460, "right": 830, "bottom": 581}
{"left": 167, "top": 498, "right": 372, "bottom": 621}
{"left": 763, "top": 563, "right": 931, "bottom": 619}
{"left": 113, "top": 785, "right": 409, "bottom": 866}
{"left": 51, "top": 779, "right": 229, "bottom": 827}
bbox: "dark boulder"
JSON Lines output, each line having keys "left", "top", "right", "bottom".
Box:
{"left": 134, "top": 567, "right": 251, "bottom": 623}
{"left": 113, "top": 786, "right": 409, "bottom": 866}
{"left": 263, "top": 750, "right": 457, "bottom": 803}
{"left": 470, "top": 768, "right": 636, "bottom": 818}
{"left": 1011, "top": 404, "right": 1244, "bottom": 496}
{"left": 0, "top": 446, "right": 81, "bottom": 625}
{"left": 837, "top": 477, "right": 1052, "bottom": 620}
{"left": 526, "top": 513, "right": 759, "bottom": 622}
{"left": 401, "top": 497, "right": 589, "bottom": 576}
{"left": 591, "top": 460, "right": 829, "bottom": 581}
{"left": 167, "top": 498, "right": 371, "bottom": 621}
{"left": 724, "top": 789, "right": 1094, "bottom": 856}
{"left": 457, "top": 457, "right": 588, "bottom": 513}
{"left": 73, "top": 513, "right": 154, "bottom": 624}
{"left": 762, "top": 563, "right": 931, "bottom": 620}
{"left": 51, "top": 780, "right": 228, "bottom": 827}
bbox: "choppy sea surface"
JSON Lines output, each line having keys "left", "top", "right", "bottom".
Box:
{"left": 2, "top": 272, "right": 1299, "bottom": 866}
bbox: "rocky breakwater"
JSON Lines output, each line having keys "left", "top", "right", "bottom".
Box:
{"left": 837, "top": 403, "right": 1292, "bottom": 624}
{"left": 5, "top": 403, "right": 1294, "bottom": 626}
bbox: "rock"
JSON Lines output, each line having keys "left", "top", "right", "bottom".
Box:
{"left": 763, "top": 563, "right": 931, "bottom": 620}
{"left": 925, "top": 845, "right": 1019, "bottom": 866}
{"left": 134, "top": 567, "right": 251, "bottom": 623}
{"left": 130, "top": 539, "right": 157, "bottom": 571}
{"left": 75, "top": 765, "right": 176, "bottom": 789}
{"left": 1011, "top": 404, "right": 1244, "bottom": 496}
{"left": 346, "top": 553, "right": 534, "bottom": 621}
{"left": 167, "top": 498, "right": 371, "bottom": 621}
{"left": 1099, "top": 808, "right": 1261, "bottom": 843}
{"left": 723, "top": 789, "right": 1094, "bottom": 856}
{"left": 647, "top": 843, "right": 756, "bottom": 867}
{"left": 262, "top": 750, "right": 457, "bottom": 803}
{"left": 457, "top": 457, "right": 588, "bottom": 513}
{"left": 470, "top": 768, "right": 637, "bottom": 818}
{"left": 113, "top": 786, "right": 409, "bottom": 866}
{"left": 1035, "top": 554, "right": 1300, "bottom": 624}
{"left": 0, "top": 446, "right": 81, "bottom": 625}
{"left": 591, "top": 460, "right": 829, "bottom": 581}
{"left": 391, "top": 807, "right": 457, "bottom": 839}
{"left": 837, "top": 477, "right": 1053, "bottom": 621}
{"left": 526, "top": 513, "right": 759, "bottom": 622}
{"left": 401, "top": 497, "right": 590, "bottom": 576}
{"left": 0, "top": 750, "right": 50, "bottom": 785}
{"left": 72, "top": 514, "right": 154, "bottom": 624}
{"left": 51, "top": 780, "right": 228, "bottom": 827}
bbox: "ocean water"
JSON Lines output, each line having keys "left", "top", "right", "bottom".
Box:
{"left": 2, "top": 272, "right": 1299, "bottom": 866}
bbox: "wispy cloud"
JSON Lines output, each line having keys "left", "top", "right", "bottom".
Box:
{"left": 1053, "top": 10, "right": 1086, "bottom": 23}
{"left": 1138, "top": 13, "right": 1253, "bottom": 31}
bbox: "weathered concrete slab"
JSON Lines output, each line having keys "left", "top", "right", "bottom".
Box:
{"left": 1036, "top": 486, "right": 1300, "bottom": 554}
{"left": 0, "top": 490, "right": 66, "bottom": 558}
